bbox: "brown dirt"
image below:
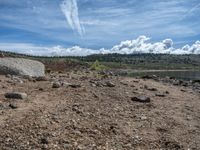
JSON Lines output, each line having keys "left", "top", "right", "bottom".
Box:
{"left": 0, "top": 71, "right": 199, "bottom": 150}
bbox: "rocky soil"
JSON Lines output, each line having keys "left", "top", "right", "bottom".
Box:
{"left": 0, "top": 70, "right": 200, "bottom": 150}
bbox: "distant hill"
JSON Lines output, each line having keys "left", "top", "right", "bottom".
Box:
{"left": 1, "top": 50, "right": 200, "bottom": 70}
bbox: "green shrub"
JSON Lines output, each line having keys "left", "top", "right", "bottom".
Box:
{"left": 90, "top": 60, "right": 108, "bottom": 71}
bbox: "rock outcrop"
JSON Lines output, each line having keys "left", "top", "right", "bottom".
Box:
{"left": 0, "top": 58, "right": 45, "bottom": 77}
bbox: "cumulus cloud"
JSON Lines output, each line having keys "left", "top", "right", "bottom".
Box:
{"left": 100, "top": 36, "right": 174, "bottom": 54}
{"left": 60, "top": 0, "right": 84, "bottom": 36}
{"left": 100, "top": 36, "right": 200, "bottom": 55}
{"left": 48, "top": 46, "right": 96, "bottom": 56}
{"left": 0, "top": 36, "right": 200, "bottom": 56}
{"left": 0, "top": 43, "right": 96, "bottom": 56}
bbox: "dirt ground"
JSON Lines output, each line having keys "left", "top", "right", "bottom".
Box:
{"left": 0, "top": 71, "right": 199, "bottom": 150}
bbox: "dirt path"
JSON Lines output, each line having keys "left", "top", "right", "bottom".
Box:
{"left": 0, "top": 72, "right": 200, "bottom": 150}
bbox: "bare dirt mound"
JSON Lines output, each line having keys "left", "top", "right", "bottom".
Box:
{"left": 0, "top": 71, "right": 199, "bottom": 149}
{"left": 0, "top": 58, "right": 45, "bottom": 77}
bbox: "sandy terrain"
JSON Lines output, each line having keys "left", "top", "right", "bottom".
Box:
{"left": 0, "top": 71, "right": 199, "bottom": 150}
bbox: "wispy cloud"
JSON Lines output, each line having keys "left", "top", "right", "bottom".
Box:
{"left": 181, "top": 2, "right": 200, "bottom": 20}
{"left": 186, "top": 3, "right": 200, "bottom": 15}
{"left": 60, "top": 0, "right": 84, "bottom": 36}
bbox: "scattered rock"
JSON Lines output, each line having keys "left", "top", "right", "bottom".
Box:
{"left": 132, "top": 79, "right": 140, "bottom": 83}
{"left": 69, "top": 84, "right": 81, "bottom": 88}
{"left": 60, "top": 81, "right": 81, "bottom": 88}
{"left": 39, "top": 88, "right": 44, "bottom": 91}
{"left": 89, "top": 80, "right": 103, "bottom": 87}
{"left": 140, "top": 115, "right": 147, "bottom": 120}
{"left": 182, "top": 82, "right": 188, "bottom": 87}
{"left": 61, "top": 82, "right": 71, "bottom": 87}
{"left": 9, "top": 103, "right": 18, "bottom": 109}
{"left": 72, "top": 104, "right": 82, "bottom": 114}
{"left": 172, "top": 80, "right": 180, "bottom": 86}
{"left": 23, "top": 75, "right": 34, "bottom": 81}
{"left": 162, "top": 140, "right": 182, "bottom": 149}
{"left": 5, "top": 74, "right": 12, "bottom": 78}
{"left": 144, "top": 85, "right": 157, "bottom": 91}
{"left": 93, "top": 93, "right": 99, "bottom": 98}
{"left": 131, "top": 96, "right": 151, "bottom": 103}
{"left": 181, "top": 89, "right": 186, "bottom": 92}
{"left": 5, "top": 75, "right": 24, "bottom": 83}
{"left": 35, "top": 76, "right": 48, "bottom": 81}
{"left": 0, "top": 52, "right": 4, "bottom": 58}
{"left": 91, "top": 83, "right": 96, "bottom": 87}
{"left": 165, "top": 91, "right": 169, "bottom": 94}
{"left": 105, "top": 81, "right": 115, "bottom": 87}
{"left": 11, "top": 76, "right": 24, "bottom": 84}
{"left": 0, "top": 103, "right": 9, "bottom": 110}
{"left": 155, "top": 92, "right": 166, "bottom": 97}
{"left": 5, "top": 92, "right": 27, "bottom": 100}
{"left": 41, "top": 137, "right": 49, "bottom": 144}
{"left": 141, "top": 75, "right": 154, "bottom": 79}
{"left": 192, "top": 79, "right": 200, "bottom": 84}
{"left": 120, "top": 81, "right": 129, "bottom": 86}
{"left": 52, "top": 82, "right": 61, "bottom": 88}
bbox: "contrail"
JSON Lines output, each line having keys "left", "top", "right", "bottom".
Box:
{"left": 181, "top": 3, "right": 200, "bottom": 20}
{"left": 188, "top": 3, "right": 200, "bottom": 14}
{"left": 60, "top": 0, "right": 84, "bottom": 36}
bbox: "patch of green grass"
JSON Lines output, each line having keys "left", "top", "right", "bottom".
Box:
{"left": 90, "top": 60, "right": 109, "bottom": 71}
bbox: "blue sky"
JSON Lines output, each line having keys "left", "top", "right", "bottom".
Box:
{"left": 0, "top": 0, "right": 200, "bottom": 55}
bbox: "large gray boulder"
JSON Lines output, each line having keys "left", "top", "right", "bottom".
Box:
{"left": 0, "top": 58, "right": 45, "bottom": 77}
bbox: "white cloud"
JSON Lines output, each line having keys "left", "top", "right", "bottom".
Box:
{"left": 0, "top": 43, "right": 96, "bottom": 56}
{"left": 60, "top": 0, "right": 84, "bottom": 36}
{"left": 48, "top": 46, "right": 96, "bottom": 56}
{"left": 101, "top": 36, "right": 173, "bottom": 54}
{"left": 0, "top": 36, "right": 200, "bottom": 56}
{"left": 101, "top": 36, "right": 200, "bottom": 55}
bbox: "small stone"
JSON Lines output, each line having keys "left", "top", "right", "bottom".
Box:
{"left": 41, "top": 138, "right": 49, "bottom": 144}
{"left": 72, "top": 105, "right": 82, "bottom": 114}
{"left": 52, "top": 82, "right": 61, "bottom": 88}
{"left": 69, "top": 84, "right": 81, "bottom": 88}
{"left": 144, "top": 85, "right": 157, "bottom": 91}
{"left": 9, "top": 103, "right": 18, "bottom": 109}
{"left": 12, "top": 76, "right": 24, "bottom": 84}
{"left": 155, "top": 92, "right": 166, "bottom": 97}
{"left": 141, "top": 75, "right": 153, "bottom": 79}
{"left": 6, "top": 74, "right": 12, "bottom": 78}
{"left": 181, "top": 89, "right": 186, "bottom": 92}
{"left": 35, "top": 76, "right": 48, "bottom": 81}
{"left": 39, "top": 88, "right": 44, "bottom": 91}
{"left": 165, "top": 91, "right": 170, "bottom": 94}
{"left": 61, "top": 82, "right": 71, "bottom": 87}
{"left": 140, "top": 115, "right": 147, "bottom": 120}
{"left": 5, "top": 92, "right": 27, "bottom": 100}
{"left": 77, "top": 145, "right": 85, "bottom": 150}
{"left": 131, "top": 96, "right": 151, "bottom": 103}
{"left": 91, "top": 83, "right": 96, "bottom": 87}
{"left": 182, "top": 82, "right": 188, "bottom": 87}
{"left": 106, "top": 81, "right": 115, "bottom": 87}
{"left": 23, "top": 75, "right": 34, "bottom": 81}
